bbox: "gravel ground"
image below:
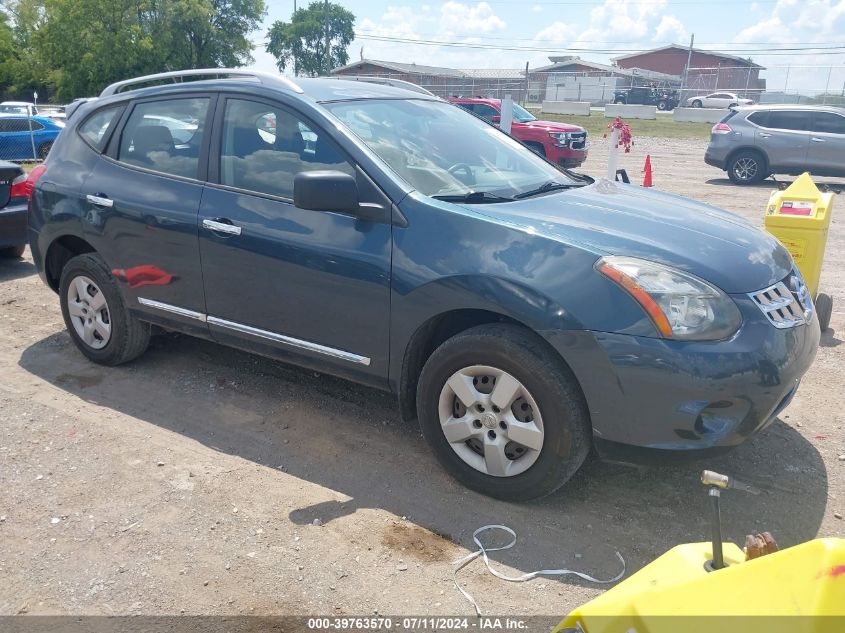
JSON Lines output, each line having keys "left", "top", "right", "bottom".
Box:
{"left": 1, "top": 136, "right": 843, "bottom": 619}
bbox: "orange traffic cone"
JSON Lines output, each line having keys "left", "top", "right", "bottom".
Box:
{"left": 642, "top": 154, "right": 653, "bottom": 187}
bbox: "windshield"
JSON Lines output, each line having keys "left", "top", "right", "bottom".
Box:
{"left": 512, "top": 103, "right": 536, "bottom": 122}
{"left": 323, "top": 99, "right": 578, "bottom": 200}
{"left": 0, "top": 105, "right": 29, "bottom": 115}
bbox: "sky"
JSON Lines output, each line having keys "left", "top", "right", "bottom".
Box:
{"left": 247, "top": 0, "right": 845, "bottom": 94}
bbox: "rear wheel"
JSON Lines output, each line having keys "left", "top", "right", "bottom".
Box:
{"left": 727, "top": 150, "right": 766, "bottom": 185}
{"left": 37, "top": 141, "right": 53, "bottom": 160}
{"left": 416, "top": 323, "right": 591, "bottom": 501}
{"left": 59, "top": 253, "right": 150, "bottom": 365}
{"left": 1, "top": 244, "right": 25, "bottom": 258}
{"left": 657, "top": 100, "right": 668, "bottom": 111}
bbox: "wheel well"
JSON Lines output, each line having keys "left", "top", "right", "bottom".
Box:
{"left": 45, "top": 235, "right": 96, "bottom": 292}
{"left": 397, "top": 309, "right": 572, "bottom": 422}
{"left": 523, "top": 141, "right": 546, "bottom": 156}
{"left": 725, "top": 146, "right": 769, "bottom": 172}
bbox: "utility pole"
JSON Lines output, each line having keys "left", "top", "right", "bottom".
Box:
{"left": 524, "top": 61, "right": 529, "bottom": 106}
{"left": 681, "top": 33, "right": 694, "bottom": 100}
{"left": 324, "top": 0, "right": 330, "bottom": 76}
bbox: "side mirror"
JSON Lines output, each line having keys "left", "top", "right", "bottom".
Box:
{"left": 294, "top": 170, "right": 359, "bottom": 213}
{"left": 293, "top": 170, "right": 388, "bottom": 223}
{"left": 490, "top": 115, "right": 501, "bottom": 124}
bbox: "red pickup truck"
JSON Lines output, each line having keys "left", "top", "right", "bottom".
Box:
{"left": 449, "top": 97, "right": 588, "bottom": 168}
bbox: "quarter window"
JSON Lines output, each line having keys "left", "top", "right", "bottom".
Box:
{"left": 763, "top": 110, "right": 809, "bottom": 131}
{"left": 78, "top": 105, "right": 123, "bottom": 151}
{"left": 218, "top": 98, "right": 353, "bottom": 200}
{"left": 118, "top": 98, "right": 209, "bottom": 179}
{"left": 809, "top": 112, "right": 845, "bottom": 135}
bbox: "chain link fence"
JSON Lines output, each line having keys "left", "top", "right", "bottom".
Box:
{"left": 333, "top": 65, "right": 845, "bottom": 108}
{"left": 0, "top": 105, "right": 65, "bottom": 163}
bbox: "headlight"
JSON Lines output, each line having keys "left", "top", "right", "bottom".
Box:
{"left": 596, "top": 256, "right": 742, "bottom": 341}
{"left": 549, "top": 132, "right": 571, "bottom": 147}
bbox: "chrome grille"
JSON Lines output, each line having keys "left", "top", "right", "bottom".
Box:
{"left": 749, "top": 269, "right": 814, "bottom": 329}
{"left": 569, "top": 132, "right": 587, "bottom": 150}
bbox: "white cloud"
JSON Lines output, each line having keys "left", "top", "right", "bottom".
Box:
{"left": 532, "top": 4, "right": 543, "bottom": 13}
{"left": 440, "top": 1, "right": 506, "bottom": 33}
{"left": 654, "top": 15, "right": 688, "bottom": 43}
{"left": 733, "top": 0, "right": 845, "bottom": 92}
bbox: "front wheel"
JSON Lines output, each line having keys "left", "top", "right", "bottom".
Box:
{"left": 815, "top": 293, "right": 832, "bottom": 332}
{"left": 691, "top": 100, "right": 703, "bottom": 108}
{"left": 416, "top": 324, "right": 591, "bottom": 501}
{"left": 59, "top": 253, "right": 151, "bottom": 365}
{"left": 657, "top": 100, "right": 668, "bottom": 111}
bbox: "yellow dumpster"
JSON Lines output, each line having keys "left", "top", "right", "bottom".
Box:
{"left": 764, "top": 172, "right": 834, "bottom": 331}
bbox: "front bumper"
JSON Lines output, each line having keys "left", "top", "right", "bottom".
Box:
{"left": 544, "top": 296, "right": 820, "bottom": 461}
{"left": 0, "top": 199, "right": 27, "bottom": 249}
{"left": 549, "top": 145, "right": 588, "bottom": 168}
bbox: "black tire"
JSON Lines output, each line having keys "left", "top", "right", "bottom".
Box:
{"left": 524, "top": 141, "right": 546, "bottom": 158}
{"left": 729, "top": 103, "right": 738, "bottom": 109}
{"left": 1, "top": 244, "right": 25, "bottom": 258}
{"left": 59, "top": 253, "right": 150, "bottom": 365}
{"left": 416, "top": 323, "right": 591, "bottom": 501}
{"left": 37, "top": 141, "right": 53, "bottom": 160}
{"left": 815, "top": 293, "right": 832, "bottom": 332}
{"left": 727, "top": 150, "right": 767, "bottom": 185}
{"left": 657, "top": 100, "right": 668, "bottom": 111}
{"left": 692, "top": 100, "right": 703, "bottom": 108}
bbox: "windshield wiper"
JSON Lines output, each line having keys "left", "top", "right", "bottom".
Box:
{"left": 514, "top": 181, "right": 577, "bottom": 199}
{"left": 432, "top": 191, "right": 515, "bottom": 204}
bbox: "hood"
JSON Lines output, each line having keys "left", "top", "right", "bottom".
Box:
{"left": 471, "top": 180, "right": 792, "bottom": 294}
{"left": 517, "top": 119, "right": 584, "bottom": 133}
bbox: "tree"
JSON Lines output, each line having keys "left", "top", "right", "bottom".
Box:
{"left": 266, "top": 1, "right": 354, "bottom": 77}
{"left": 12, "top": 0, "right": 265, "bottom": 102}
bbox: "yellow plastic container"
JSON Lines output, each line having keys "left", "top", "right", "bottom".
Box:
{"left": 764, "top": 172, "right": 834, "bottom": 298}
{"left": 555, "top": 538, "right": 845, "bottom": 633}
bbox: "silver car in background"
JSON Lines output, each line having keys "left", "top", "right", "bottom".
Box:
{"left": 687, "top": 92, "right": 754, "bottom": 108}
{"left": 704, "top": 105, "right": 845, "bottom": 184}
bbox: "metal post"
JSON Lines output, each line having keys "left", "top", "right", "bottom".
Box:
{"left": 709, "top": 488, "right": 725, "bottom": 570}
{"left": 784, "top": 65, "right": 790, "bottom": 94}
{"left": 681, "top": 34, "right": 694, "bottom": 100}
{"left": 824, "top": 66, "right": 832, "bottom": 103}
{"left": 607, "top": 128, "right": 620, "bottom": 181}
{"left": 524, "top": 61, "right": 529, "bottom": 106}
{"left": 324, "top": 0, "right": 330, "bottom": 75}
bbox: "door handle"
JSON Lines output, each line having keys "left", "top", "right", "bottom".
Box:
{"left": 86, "top": 194, "right": 113, "bottom": 208}
{"left": 202, "top": 218, "right": 242, "bottom": 236}
{"left": 810, "top": 137, "right": 825, "bottom": 143}
{"left": 758, "top": 132, "right": 771, "bottom": 138}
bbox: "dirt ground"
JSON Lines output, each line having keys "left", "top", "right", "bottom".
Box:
{"left": 1, "top": 136, "right": 843, "bottom": 619}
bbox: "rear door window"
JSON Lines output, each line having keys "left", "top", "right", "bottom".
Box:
{"left": 809, "top": 112, "right": 845, "bottom": 135}
{"left": 117, "top": 97, "right": 209, "bottom": 179}
{"left": 471, "top": 104, "right": 498, "bottom": 122}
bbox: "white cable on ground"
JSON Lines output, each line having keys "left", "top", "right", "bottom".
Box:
{"left": 453, "top": 524, "right": 626, "bottom": 617}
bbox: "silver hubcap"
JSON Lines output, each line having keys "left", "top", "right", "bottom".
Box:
{"left": 66, "top": 275, "right": 111, "bottom": 350}
{"left": 733, "top": 157, "right": 758, "bottom": 180}
{"left": 438, "top": 365, "right": 544, "bottom": 478}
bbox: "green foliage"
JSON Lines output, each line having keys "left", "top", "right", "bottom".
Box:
{"left": 0, "top": 0, "right": 266, "bottom": 102}
{"left": 266, "top": 1, "right": 354, "bottom": 77}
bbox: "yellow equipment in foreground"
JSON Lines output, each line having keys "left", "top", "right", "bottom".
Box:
{"left": 555, "top": 471, "right": 845, "bottom": 633}
{"left": 764, "top": 173, "right": 834, "bottom": 331}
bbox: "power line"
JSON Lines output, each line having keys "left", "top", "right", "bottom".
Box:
{"left": 354, "top": 30, "right": 845, "bottom": 48}
{"left": 355, "top": 33, "right": 845, "bottom": 55}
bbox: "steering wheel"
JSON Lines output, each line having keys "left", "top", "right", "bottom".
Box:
{"left": 447, "top": 163, "right": 475, "bottom": 185}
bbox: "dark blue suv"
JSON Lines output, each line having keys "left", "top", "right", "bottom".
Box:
{"left": 28, "top": 70, "right": 820, "bottom": 500}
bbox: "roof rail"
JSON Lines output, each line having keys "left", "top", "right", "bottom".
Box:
{"left": 331, "top": 75, "right": 438, "bottom": 97}
{"left": 100, "top": 68, "right": 303, "bottom": 97}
